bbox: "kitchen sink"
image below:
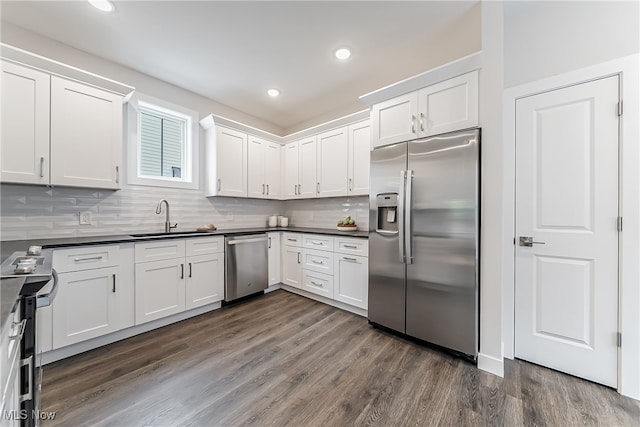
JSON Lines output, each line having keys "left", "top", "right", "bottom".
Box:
{"left": 129, "top": 231, "right": 215, "bottom": 238}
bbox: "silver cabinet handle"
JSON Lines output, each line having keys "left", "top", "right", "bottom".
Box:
{"left": 189, "top": 262, "right": 192, "bottom": 278}
{"left": 268, "top": 237, "right": 272, "bottom": 249}
{"left": 217, "top": 178, "right": 221, "bottom": 191}
{"left": 287, "top": 238, "right": 297, "bottom": 242}
{"left": 343, "top": 244, "right": 357, "bottom": 249}
{"left": 349, "top": 178, "right": 352, "bottom": 191}
{"left": 262, "top": 183, "right": 265, "bottom": 195}
{"left": 310, "top": 281, "right": 323, "bottom": 288}
{"left": 180, "top": 263, "right": 184, "bottom": 279}
{"left": 112, "top": 274, "right": 116, "bottom": 293}
{"left": 342, "top": 257, "right": 357, "bottom": 262}
{"left": 19, "top": 356, "right": 33, "bottom": 403}
{"left": 297, "top": 252, "right": 301, "bottom": 264}
{"left": 40, "top": 157, "right": 45, "bottom": 178}
{"left": 311, "top": 240, "right": 323, "bottom": 245}
{"left": 316, "top": 182, "right": 320, "bottom": 194}
{"left": 411, "top": 115, "right": 416, "bottom": 134}
{"left": 420, "top": 113, "right": 425, "bottom": 132}
{"left": 74, "top": 256, "right": 103, "bottom": 262}
{"left": 294, "top": 184, "right": 298, "bottom": 195}
{"left": 519, "top": 236, "right": 546, "bottom": 247}
{"left": 115, "top": 165, "right": 120, "bottom": 184}
{"left": 311, "top": 259, "right": 324, "bottom": 264}
{"left": 266, "top": 184, "right": 269, "bottom": 195}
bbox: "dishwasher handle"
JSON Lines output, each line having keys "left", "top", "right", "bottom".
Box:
{"left": 227, "top": 237, "right": 267, "bottom": 245}
{"left": 36, "top": 269, "right": 58, "bottom": 308}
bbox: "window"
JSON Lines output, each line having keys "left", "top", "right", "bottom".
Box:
{"left": 128, "top": 95, "right": 199, "bottom": 189}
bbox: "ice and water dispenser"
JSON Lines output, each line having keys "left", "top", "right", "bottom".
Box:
{"left": 376, "top": 193, "right": 399, "bottom": 233}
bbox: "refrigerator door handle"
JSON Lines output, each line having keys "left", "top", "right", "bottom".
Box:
{"left": 398, "top": 170, "right": 406, "bottom": 263}
{"left": 405, "top": 170, "right": 414, "bottom": 264}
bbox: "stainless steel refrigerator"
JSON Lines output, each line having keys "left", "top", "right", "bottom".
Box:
{"left": 368, "top": 128, "right": 480, "bottom": 359}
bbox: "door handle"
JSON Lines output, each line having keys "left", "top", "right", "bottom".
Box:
{"left": 112, "top": 274, "right": 116, "bottom": 293}
{"left": 268, "top": 237, "right": 272, "bottom": 249}
{"left": 40, "top": 157, "right": 45, "bottom": 178}
{"left": 419, "top": 113, "right": 425, "bottom": 132}
{"left": 180, "top": 263, "right": 184, "bottom": 279}
{"left": 405, "top": 169, "right": 414, "bottom": 264}
{"left": 411, "top": 115, "right": 416, "bottom": 134}
{"left": 115, "top": 166, "right": 120, "bottom": 184}
{"left": 217, "top": 178, "right": 221, "bottom": 191}
{"left": 297, "top": 252, "right": 301, "bottom": 264}
{"left": 519, "top": 236, "right": 546, "bottom": 247}
{"left": 189, "top": 262, "right": 192, "bottom": 278}
{"left": 262, "top": 183, "right": 265, "bottom": 195}
{"left": 266, "top": 184, "right": 269, "bottom": 195}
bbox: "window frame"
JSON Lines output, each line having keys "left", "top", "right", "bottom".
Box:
{"left": 127, "top": 93, "right": 199, "bottom": 190}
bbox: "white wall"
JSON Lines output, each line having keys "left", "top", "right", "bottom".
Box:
{"left": 504, "top": 1, "right": 639, "bottom": 88}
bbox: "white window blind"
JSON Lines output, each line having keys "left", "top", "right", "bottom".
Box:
{"left": 139, "top": 110, "right": 185, "bottom": 178}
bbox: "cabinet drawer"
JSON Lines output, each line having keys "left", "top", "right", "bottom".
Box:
{"left": 283, "top": 232, "right": 302, "bottom": 247}
{"left": 186, "top": 236, "right": 224, "bottom": 256}
{"left": 53, "top": 245, "right": 119, "bottom": 273}
{"left": 303, "top": 270, "right": 334, "bottom": 299}
{"left": 135, "top": 240, "right": 186, "bottom": 263}
{"left": 302, "top": 234, "right": 334, "bottom": 252}
{"left": 335, "top": 237, "right": 369, "bottom": 256}
{"left": 302, "top": 248, "right": 333, "bottom": 275}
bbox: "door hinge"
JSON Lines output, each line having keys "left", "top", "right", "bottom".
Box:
{"left": 617, "top": 332, "right": 622, "bottom": 347}
{"left": 617, "top": 101, "right": 623, "bottom": 116}
{"left": 617, "top": 216, "right": 623, "bottom": 232}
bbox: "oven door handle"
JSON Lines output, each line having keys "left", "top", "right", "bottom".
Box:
{"left": 36, "top": 269, "right": 59, "bottom": 308}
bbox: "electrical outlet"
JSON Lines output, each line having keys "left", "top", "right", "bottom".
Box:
{"left": 79, "top": 211, "right": 92, "bottom": 225}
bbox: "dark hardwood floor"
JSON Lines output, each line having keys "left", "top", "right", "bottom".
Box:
{"left": 40, "top": 290, "right": 640, "bottom": 426}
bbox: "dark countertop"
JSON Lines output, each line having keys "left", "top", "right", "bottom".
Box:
{"left": 0, "top": 226, "right": 368, "bottom": 328}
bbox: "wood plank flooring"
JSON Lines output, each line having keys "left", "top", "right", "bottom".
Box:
{"left": 40, "top": 290, "right": 640, "bottom": 426}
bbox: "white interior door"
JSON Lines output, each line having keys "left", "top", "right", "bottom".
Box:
{"left": 515, "top": 76, "right": 619, "bottom": 387}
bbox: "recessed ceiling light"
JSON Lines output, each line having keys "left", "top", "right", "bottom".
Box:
{"left": 267, "top": 88, "right": 280, "bottom": 98}
{"left": 334, "top": 48, "right": 351, "bottom": 61}
{"left": 88, "top": 0, "right": 115, "bottom": 12}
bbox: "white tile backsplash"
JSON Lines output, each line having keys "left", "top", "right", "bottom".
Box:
{"left": 0, "top": 184, "right": 369, "bottom": 241}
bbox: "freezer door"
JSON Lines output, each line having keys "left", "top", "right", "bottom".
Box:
{"left": 405, "top": 129, "right": 479, "bottom": 356}
{"left": 368, "top": 142, "right": 407, "bottom": 332}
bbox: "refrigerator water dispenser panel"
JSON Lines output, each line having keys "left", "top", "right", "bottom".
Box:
{"left": 376, "top": 193, "right": 399, "bottom": 232}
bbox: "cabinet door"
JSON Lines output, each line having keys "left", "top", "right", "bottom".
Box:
{"left": 247, "top": 136, "right": 266, "bottom": 198}
{"left": 215, "top": 126, "right": 247, "bottom": 197}
{"left": 334, "top": 254, "right": 369, "bottom": 309}
{"left": 186, "top": 253, "right": 224, "bottom": 310}
{"left": 281, "top": 246, "right": 302, "bottom": 288}
{"left": 283, "top": 142, "right": 300, "bottom": 198}
{"left": 418, "top": 71, "right": 479, "bottom": 137}
{"left": 135, "top": 258, "right": 186, "bottom": 324}
{"left": 298, "top": 136, "right": 317, "bottom": 198}
{"left": 50, "top": 76, "right": 122, "bottom": 189}
{"left": 52, "top": 266, "right": 120, "bottom": 348}
{"left": 264, "top": 141, "right": 281, "bottom": 199}
{"left": 371, "top": 92, "right": 418, "bottom": 148}
{"left": 268, "top": 232, "right": 281, "bottom": 286}
{"left": 348, "top": 121, "right": 371, "bottom": 195}
{"left": 317, "top": 127, "right": 348, "bottom": 197}
{"left": 1, "top": 61, "right": 50, "bottom": 185}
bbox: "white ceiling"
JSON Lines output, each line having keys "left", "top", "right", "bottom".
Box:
{"left": 1, "top": 1, "right": 480, "bottom": 134}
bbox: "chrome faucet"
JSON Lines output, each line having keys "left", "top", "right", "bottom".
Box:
{"left": 155, "top": 199, "right": 178, "bottom": 233}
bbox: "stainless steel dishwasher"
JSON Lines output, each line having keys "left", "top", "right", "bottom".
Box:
{"left": 224, "top": 233, "right": 268, "bottom": 302}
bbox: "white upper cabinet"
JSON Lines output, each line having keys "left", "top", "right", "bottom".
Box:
{"left": 417, "top": 71, "right": 478, "bottom": 137}
{"left": 371, "top": 92, "right": 419, "bottom": 148}
{"left": 1, "top": 61, "right": 50, "bottom": 185}
{"left": 50, "top": 76, "right": 123, "bottom": 189}
{"left": 283, "top": 142, "right": 300, "bottom": 198}
{"left": 207, "top": 125, "right": 247, "bottom": 197}
{"left": 1, "top": 60, "right": 128, "bottom": 189}
{"left": 347, "top": 120, "right": 370, "bottom": 196}
{"left": 248, "top": 135, "right": 281, "bottom": 199}
{"left": 317, "top": 127, "right": 348, "bottom": 197}
{"left": 298, "top": 136, "right": 317, "bottom": 198}
{"left": 371, "top": 71, "right": 478, "bottom": 148}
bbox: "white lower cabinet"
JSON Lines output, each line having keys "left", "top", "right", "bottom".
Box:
{"left": 281, "top": 245, "right": 302, "bottom": 288}
{"left": 302, "top": 270, "right": 334, "bottom": 299}
{"left": 185, "top": 253, "right": 224, "bottom": 310}
{"left": 50, "top": 244, "right": 134, "bottom": 350}
{"left": 334, "top": 253, "right": 368, "bottom": 310}
{"left": 268, "top": 232, "right": 281, "bottom": 286}
{"left": 135, "top": 237, "right": 224, "bottom": 325}
{"left": 135, "top": 258, "right": 186, "bottom": 324}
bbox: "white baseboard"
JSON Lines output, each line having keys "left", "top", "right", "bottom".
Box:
{"left": 477, "top": 352, "right": 504, "bottom": 377}
{"left": 280, "top": 284, "right": 367, "bottom": 317}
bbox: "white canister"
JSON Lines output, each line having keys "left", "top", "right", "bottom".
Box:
{"left": 268, "top": 215, "right": 278, "bottom": 227}
{"left": 279, "top": 216, "right": 289, "bottom": 227}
